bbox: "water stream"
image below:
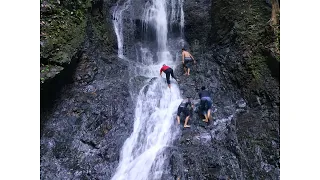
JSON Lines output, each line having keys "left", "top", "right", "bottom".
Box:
{"left": 111, "top": 0, "right": 185, "bottom": 179}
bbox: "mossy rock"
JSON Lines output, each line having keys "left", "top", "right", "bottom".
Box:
{"left": 40, "top": 0, "right": 92, "bottom": 83}
{"left": 40, "top": 65, "right": 64, "bottom": 83}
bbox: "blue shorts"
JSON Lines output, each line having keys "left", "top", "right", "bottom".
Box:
{"left": 200, "top": 97, "right": 212, "bottom": 111}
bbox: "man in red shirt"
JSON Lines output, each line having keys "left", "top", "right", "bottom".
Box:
{"left": 160, "top": 64, "right": 179, "bottom": 88}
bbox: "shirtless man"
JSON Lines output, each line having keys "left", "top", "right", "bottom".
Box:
{"left": 181, "top": 48, "right": 196, "bottom": 76}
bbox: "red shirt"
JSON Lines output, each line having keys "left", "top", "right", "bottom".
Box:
{"left": 160, "top": 65, "right": 170, "bottom": 73}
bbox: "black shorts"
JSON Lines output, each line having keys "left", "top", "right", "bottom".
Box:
{"left": 177, "top": 106, "right": 183, "bottom": 116}
{"left": 184, "top": 109, "right": 191, "bottom": 117}
{"left": 200, "top": 97, "right": 213, "bottom": 111}
{"left": 177, "top": 106, "right": 191, "bottom": 117}
{"left": 184, "top": 58, "right": 193, "bottom": 68}
{"left": 185, "top": 61, "right": 192, "bottom": 68}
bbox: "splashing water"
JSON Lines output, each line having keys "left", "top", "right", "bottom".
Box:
{"left": 111, "top": 0, "right": 185, "bottom": 179}
{"left": 111, "top": 81, "right": 182, "bottom": 180}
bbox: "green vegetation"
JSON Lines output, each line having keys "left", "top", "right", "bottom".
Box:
{"left": 40, "top": 64, "right": 64, "bottom": 84}
{"left": 215, "top": 0, "right": 280, "bottom": 83}
{"left": 273, "top": 23, "right": 280, "bottom": 61}
{"left": 40, "top": 0, "right": 92, "bottom": 83}
{"left": 89, "top": 8, "right": 116, "bottom": 53}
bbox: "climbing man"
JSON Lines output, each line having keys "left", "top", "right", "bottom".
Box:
{"left": 176, "top": 97, "right": 194, "bottom": 128}
{"left": 160, "top": 64, "right": 179, "bottom": 89}
{"left": 198, "top": 86, "right": 213, "bottom": 122}
{"left": 181, "top": 48, "right": 196, "bottom": 76}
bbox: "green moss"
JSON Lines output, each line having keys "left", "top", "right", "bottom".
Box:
{"left": 41, "top": 7, "right": 87, "bottom": 63}
{"left": 90, "top": 15, "right": 115, "bottom": 51}
{"left": 40, "top": 0, "right": 92, "bottom": 82}
{"left": 40, "top": 64, "right": 64, "bottom": 83}
{"left": 274, "top": 25, "right": 280, "bottom": 61}
{"left": 247, "top": 54, "right": 267, "bottom": 85}
{"left": 213, "top": 0, "right": 280, "bottom": 86}
{"left": 40, "top": 0, "right": 92, "bottom": 57}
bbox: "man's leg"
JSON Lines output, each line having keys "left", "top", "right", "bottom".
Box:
{"left": 203, "top": 100, "right": 209, "bottom": 122}
{"left": 183, "top": 63, "right": 187, "bottom": 75}
{"left": 200, "top": 100, "right": 206, "bottom": 121}
{"left": 187, "top": 68, "right": 190, "bottom": 76}
{"left": 207, "top": 99, "right": 213, "bottom": 120}
{"left": 184, "top": 116, "right": 190, "bottom": 128}
{"left": 170, "top": 69, "right": 178, "bottom": 81}
{"left": 166, "top": 72, "right": 171, "bottom": 88}
{"left": 176, "top": 115, "right": 180, "bottom": 124}
{"left": 203, "top": 112, "right": 208, "bottom": 122}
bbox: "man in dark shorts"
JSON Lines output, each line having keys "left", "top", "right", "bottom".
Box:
{"left": 176, "top": 97, "right": 194, "bottom": 128}
{"left": 198, "top": 86, "right": 213, "bottom": 122}
{"left": 182, "top": 48, "right": 196, "bottom": 76}
{"left": 160, "top": 64, "right": 179, "bottom": 89}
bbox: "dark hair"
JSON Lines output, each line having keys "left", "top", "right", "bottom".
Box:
{"left": 187, "top": 97, "right": 192, "bottom": 104}
{"left": 201, "top": 86, "right": 206, "bottom": 90}
{"left": 182, "top": 48, "right": 186, "bottom": 51}
{"left": 163, "top": 64, "right": 166, "bottom": 66}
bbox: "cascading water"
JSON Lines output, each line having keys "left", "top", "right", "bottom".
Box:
{"left": 169, "top": 0, "right": 184, "bottom": 32}
{"left": 112, "top": 0, "right": 132, "bottom": 58}
{"left": 111, "top": 0, "right": 185, "bottom": 179}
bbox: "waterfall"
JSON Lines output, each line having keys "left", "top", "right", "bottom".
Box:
{"left": 112, "top": 0, "right": 132, "bottom": 58}
{"left": 169, "top": 0, "right": 184, "bottom": 33}
{"left": 111, "top": 0, "right": 185, "bottom": 179}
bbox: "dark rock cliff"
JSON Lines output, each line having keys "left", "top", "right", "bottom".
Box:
{"left": 168, "top": 0, "right": 280, "bottom": 179}
{"left": 40, "top": 0, "right": 117, "bottom": 112}
{"left": 40, "top": 0, "right": 137, "bottom": 179}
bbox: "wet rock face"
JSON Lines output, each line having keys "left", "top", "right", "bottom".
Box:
{"left": 169, "top": 56, "right": 279, "bottom": 180}
{"left": 40, "top": 0, "right": 137, "bottom": 179}
{"left": 183, "top": 0, "right": 212, "bottom": 46}
{"left": 73, "top": 54, "right": 98, "bottom": 85}
{"left": 40, "top": 51, "right": 134, "bottom": 179}
{"left": 169, "top": 0, "right": 280, "bottom": 179}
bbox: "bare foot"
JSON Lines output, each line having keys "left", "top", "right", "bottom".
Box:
{"left": 202, "top": 119, "right": 208, "bottom": 123}
{"left": 184, "top": 73, "right": 187, "bottom": 75}
{"left": 184, "top": 125, "right": 191, "bottom": 128}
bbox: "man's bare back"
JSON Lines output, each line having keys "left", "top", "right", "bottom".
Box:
{"left": 182, "top": 51, "right": 192, "bottom": 59}
{"left": 181, "top": 48, "right": 196, "bottom": 76}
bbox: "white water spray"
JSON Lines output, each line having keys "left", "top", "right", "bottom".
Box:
{"left": 169, "top": 0, "right": 184, "bottom": 32}
{"left": 179, "top": 0, "right": 184, "bottom": 31}
{"left": 111, "top": 0, "right": 185, "bottom": 179}
{"left": 112, "top": 0, "right": 131, "bottom": 58}
{"left": 142, "top": 0, "right": 168, "bottom": 51}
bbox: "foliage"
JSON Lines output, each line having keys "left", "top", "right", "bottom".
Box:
{"left": 40, "top": 0, "right": 92, "bottom": 82}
